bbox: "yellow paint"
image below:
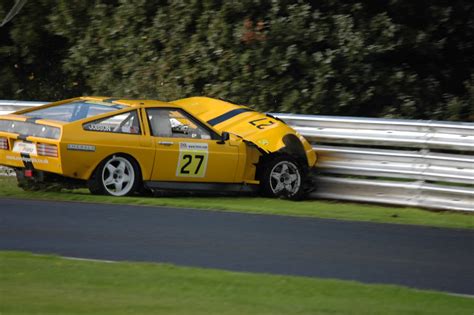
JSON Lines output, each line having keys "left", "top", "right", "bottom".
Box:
{"left": 0, "top": 96, "right": 317, "bottom": 184}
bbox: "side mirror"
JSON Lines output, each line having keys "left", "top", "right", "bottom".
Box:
{"left": 217, "top": 131, "right": 230, "bottom": 144}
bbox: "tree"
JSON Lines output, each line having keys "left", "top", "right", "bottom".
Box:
{"left": 0, "top": 0, "right": 83, "bottom": 100}
{"left": 0, "top": 0, "right": 472, "bottom": 121}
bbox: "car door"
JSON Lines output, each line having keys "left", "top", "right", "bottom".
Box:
{"left": 146, "top": 107, "right": 241, "bottom": 183}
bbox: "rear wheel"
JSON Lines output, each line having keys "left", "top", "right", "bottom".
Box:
{"left": 260, "top": 155, "right": 307, "bottom": 200}
{"left": 88, "top": 155, "right": 141, "bottom": 196}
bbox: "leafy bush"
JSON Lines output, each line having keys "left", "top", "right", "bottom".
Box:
{"left": 0, "top": 0, "right": 472, "bottom": 121}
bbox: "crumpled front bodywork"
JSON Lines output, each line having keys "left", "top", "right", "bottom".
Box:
{"left": 172, "top": 97, "right": 317, "bottom": 167}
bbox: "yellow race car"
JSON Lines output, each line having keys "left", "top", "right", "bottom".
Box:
{"left": 0, "top": 97, "right": 316, "bottom": 199}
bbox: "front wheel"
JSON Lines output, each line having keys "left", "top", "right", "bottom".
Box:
{"left": 88, "top": 155, "right": 141, "bottom": 196}
{"left": 260, "top": 155, "right": 307, "bottom": 200}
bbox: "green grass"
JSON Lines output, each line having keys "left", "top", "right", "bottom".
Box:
{"left": 0, "top": 251, "right": 473, "bottom": 315}
{"left": 0, "top": 176, "right": 472, "bottom": 229}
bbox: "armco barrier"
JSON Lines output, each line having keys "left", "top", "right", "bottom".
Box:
{"left": 0, "top": 100, "right": 46, "bottom": 116}
{"left": 1, "top": 100, "right": 473, "bottom": 211}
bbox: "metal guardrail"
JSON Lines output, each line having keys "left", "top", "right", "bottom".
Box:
{"left": 1, "top": 100, "right": 473, "bottom": 211}
{"left": 0, "top": 100, "right": 46, "bottom": 116}
{"left": 274, "top": 114, "right": 473, "bottom": 212}
{"left": 276, "top": 114, "right": 474, "bottom": 151}
{"left": 314, "top": 145, "right": 473, "bottom": 184}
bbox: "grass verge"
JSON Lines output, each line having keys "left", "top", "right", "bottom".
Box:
{"left": 0, "top": 251, "right": 473, "bottom": 315}
{"left": 0, "top": 176, "right": 472, "bottom": 229}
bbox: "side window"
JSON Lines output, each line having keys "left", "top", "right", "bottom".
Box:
{"left": 83, "top": 111, "right": 141, "bottom": 134}
{"left": 147, "top": 108, "right": 212, "bottom": 140}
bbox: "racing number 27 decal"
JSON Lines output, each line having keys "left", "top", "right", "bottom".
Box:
{"left": 176, "top": 142, "right": 209, "bottom": 177}
{"left": 180, "top": 154, "right": 205, "bottom": 175}
{"left": 249, "top": 118, "right": 275, "bottom": 129}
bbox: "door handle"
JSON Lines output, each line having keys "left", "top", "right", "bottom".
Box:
{"left": 158, "top": 141, "right": 174, "bottom": 146}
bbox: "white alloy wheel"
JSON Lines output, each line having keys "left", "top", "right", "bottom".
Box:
{"left": 269, "top": 160, "right": 301, "bottom": 196}
{"left": 101, "top": 156, "right": 135, "bottom": 196}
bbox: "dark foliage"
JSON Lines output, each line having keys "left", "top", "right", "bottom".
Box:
{"left": 0, "top": 0, "right": 472, "bottom": 120}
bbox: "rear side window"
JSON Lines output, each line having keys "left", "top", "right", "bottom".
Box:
{"left": 23, "top": 101, "right": 125, "bottom": 122}
{"left": 83, "top": 111, "right": 141, "bottom": 134}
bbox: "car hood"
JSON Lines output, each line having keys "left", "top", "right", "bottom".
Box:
{"left": 171, "top": 97, "right": 316, "bottom": 166}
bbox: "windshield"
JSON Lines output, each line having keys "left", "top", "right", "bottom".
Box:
{"left": 23, "top": 101, "right": 126, "bottom": 122}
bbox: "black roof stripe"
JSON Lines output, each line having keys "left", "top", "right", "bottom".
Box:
{"left": 207, "top": 108, "right": 253, "bottom": 126}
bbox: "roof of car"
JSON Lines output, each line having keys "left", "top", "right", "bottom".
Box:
{"left": 80, "top": 96, "right": 250, "bottom": 124}
{"left": 80, "top": 96, "right": 170, "bottom": 108}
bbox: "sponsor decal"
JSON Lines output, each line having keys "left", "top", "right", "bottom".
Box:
{"left": 85, "top": 124, "right": 112, "bottom": 132}
{"left": 179, "top": 142, "right": 208, "bottom": 151}
{"left": 176, "top": 142, "right": 209, "bottom": 177}
{"left": 6, "top": 155, "right": 48, "bottom": 164}
{"left": 67, "top": 144, "right": 96, "bottom": 152}
{"left": 12, "top": 140, "right": 37, "bottom": 155}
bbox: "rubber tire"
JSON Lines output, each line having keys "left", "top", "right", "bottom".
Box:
{"left": 17, "top": 178, "right": 41, "bottom": 191}
{"left": 260, "top": 155, "right": 308, "bottom": 200}
{"left": 15, "top": 171, "right": 61, "bottom": 192}
{"left": 87, "top": 155, "right": 142, "bottom": 196}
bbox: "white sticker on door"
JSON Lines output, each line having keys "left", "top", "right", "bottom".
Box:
{"left": 176, "top": 142, "right": 209, "bottom": 177}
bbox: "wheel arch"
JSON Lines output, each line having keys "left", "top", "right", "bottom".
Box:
{"left": 278, "top": 134, "right": 308, "bottom": 167}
